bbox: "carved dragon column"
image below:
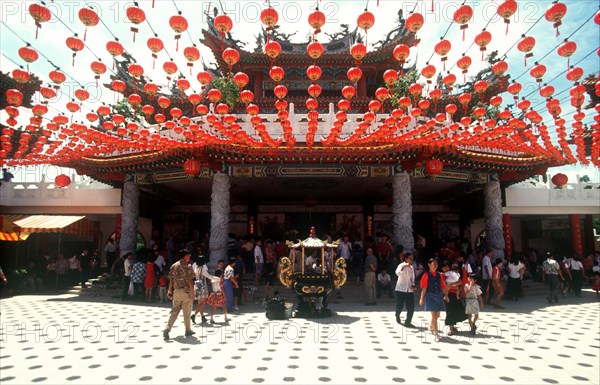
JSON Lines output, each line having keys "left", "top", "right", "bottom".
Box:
{"left": 484, "top": 181, "right": 505, "bottom": 259}
{"left": 119, "top": 179, "right": 140, "bottom": 257}
{"left": 392, "top": 172, "right": 415, "bottom": 253}
{"left": 209, "top": 172, "right": 230, "bottom": 267}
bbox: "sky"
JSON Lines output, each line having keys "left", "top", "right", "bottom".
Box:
{"left": 0, "top": 0, "right": 598, "bottom": 182}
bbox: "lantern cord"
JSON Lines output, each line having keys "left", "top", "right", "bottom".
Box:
{"left": 525, "top": 47, "right": 597, "bottom": 102}
{"left": 0, "top": 21, "right": 87, "bottom": 89}
{"left": 512, "top": 13, "right": 594, "bottom": 82}
{"left": 170, "top": 0, "right": 198, "bottom": 50}
{"left": 447, "top": 17, "right": 492, "bottom": 72}
{"left": 2, "top": 51, "right": 97, "bottom": 115}
{"left": 426, "top": 19, "right": 454, "bottom": 64}
{"left": 216, "top": 0, "right": 226, "bottom": 14}
{"left": 499, "top": 16, "right": 542, "bottom": 60}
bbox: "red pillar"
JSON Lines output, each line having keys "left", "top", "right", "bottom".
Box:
{"left": 115, "top": 214, "right": 122, "bottom": 242}
{"left": 253, "top": 71, "right": 264, "bottom": 98}
{"left": 569, "top": 214, "right": 583, "bottom": 256}
{"left": 358, "top": 76, "right": 367, "bottom": 98}
{"left": 503, "top": 213, "right": 512, "bottom": 261}
{"left": 584, "top": 215, "right": 595, "bottom": 254}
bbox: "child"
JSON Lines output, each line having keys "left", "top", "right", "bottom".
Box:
{"left": 444, "top": 263, "right": 462, "bottom": 300}
{"left": 206, "top": 270, "right": 229, "bottom": 324}
{"left": 464, "top": 274, "right": 484, "bottom": 335}
{"left": 158, "top": 271, "right": 168, "bottom": 303}
{"left": 592, "top": 271, "right": 600, "bottom": 299}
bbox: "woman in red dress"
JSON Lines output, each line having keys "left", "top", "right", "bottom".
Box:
{"left": 206, "top": 270, "right": 229, "bottom": 323}
{"left": 144, "top": 259, "right": 156, "bottom": 302}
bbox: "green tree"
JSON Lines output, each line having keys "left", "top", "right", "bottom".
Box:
{"left": 110, "top": 98, "right": 141, "bottom": 123}
{"left": 210, "top": 77, "right": 240, "bottom": 109}
{"left": 388, "top": 70, "right": 420, "bottom": 107}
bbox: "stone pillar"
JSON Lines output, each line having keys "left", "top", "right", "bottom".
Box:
{"left": 392, "top": 172, "right": 414, "bottom": 253}
{"left": 570, "top": 214, "right": 583, "bottom": 257}
{"left": 503, "top": 213, "right": 512, "bottom": 261}
{"left": 484, "top": 181, "right": 505, "bottom": 259}
{"left": 119, "top": 180, "right": 139, "bottom": 257}
{"left": 584, "top": 215, "right": 595, "bottom": 255}
{"left": 209, "top": 172, "right": 230, "bottom": 266}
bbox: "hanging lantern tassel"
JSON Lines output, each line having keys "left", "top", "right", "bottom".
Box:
{"left": 442, "top": 56, "right": 447, "bottom": 71}
{"left": 554, "top": 21, "right": 561, "bottom": 37}
{"left": 152, "top": 53, "right": 157, "bottom": 69}
{"left": 187, "top": 62, "right": 193, "bottom": 76}
{"left": 35, "top": 21, "right": 41, "bottom": 39}
{"left": 95, "top": 75, "right": 99, "bottom": 88}
{"left": 152, "top": 0, "right": 155, "bottom": 8}
{"left": 175, "top": 34, "right": 181, "bottom": 52}
{"left": 431, "top": 0, "right": 434, "bottom": 12}
{"left": 524, "top": 52, "right": 533, "bottom": 66}
{"left": 72, "top": 52, "right": 77, "bottom": 66}
{"left": 480, "top": 46, "right": 486, "bottom": 61}
{"left": 84, "top": 27, "right": 88, "bottom": 42}
{"left": 131, "top": 26, "right": 138, "bottom": 42}
{"left": 504, "top": 19, "right": 510, "bottom": 35}
{"left": 461, "top": 24, "right": 468, "bottom": 41}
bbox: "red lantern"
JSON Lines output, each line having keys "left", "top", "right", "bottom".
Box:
{"left": 308, "top": 84, "right": 321, "bottom": 98}
{"left": 529, "top": 63, "right": 547, "bottom": 85}
{"left": 106, "top": 40, "right": 124, "bottom": 70}
{"left": 233, "top": 72, "right": 249, "bottom": 90}
{"left": 566, "top": 66, "right": 583, "bottom": 82}
{"left": 214, "top": 14, "right": 233, "bottom": 38}
{"left": 239, "top": 90, "right": 254, "bottom": 104}
{"left": 31, "top": 103, "right": 48, "bottom": 117}
{"left": 142, "top": 105, "right": 154, "bottom": 117}
{"left": 78, "top": 8, "right": 99, "bottom": 41}
{"left": 497, "top": 0, "right": 518, "bottom": 34}
{"left": 347, "top": 67, "right": 363, "bottom": 83}
{"left": 74, "top": 88, "right": 90, "bottom": 102}
{"left": 183, "top": 159, "right": 201, "bottom": 175}
{"left": 269, "top": 66, "right": 285, "bottom": 82}
{"left": 434, "top": 38, "right": 451, "bottom": 70}
{"left": 29, "top": 3, "right": 51, "bottom": 39}
{"left": 197, "top": 71, "right": 212, "bottom": 86}
{"left": 126, "top": 5, "right": 146, "bottom": 42}
{"left": 111, "top": 80, "right": 126, "bottom": 94}
{"left": 456, "top": 55, "right": 472, "bottom": 80}
{"left": 128, "top": 63, "right": 144, "bottom": 79}
{"left": 169, "top": 14, "right": 188, "bottom": 51}
{"left": 18, "top": 45, "right": 38, "bottom": 72}
{"left": 453, "top": 5, "right": 473, "bottom": 41}
{"left": 12, "top": 69, "right": 30, "bottom": 84}
{"left": 90, "top": 60, "right": 107, "bottom": 85}
{"left": 307, "top": 41, "right": 324, "bottom": 60}
{"left": 207, "top": 89, "right": 221, "bottom": 103}
{"left": 405, "top": 13, "right": 424, "bottom": 45}
{"left": 517, "top": 35, "right": 536, "bottom": 65}
{"left": 383, "top": 70, "right": 399, "bottom": 87}
{"left": 128, "top": 93, "right": 142, "bottom": 108}
{"left": 274, "top": 85, "right": 288, "bottom": 99}
{"left": 421, "top": 64, "right": 436, "bottom": 87}
{"left": 557, "top": 40, "right": 577, "bottom": 67}
{"left": 264, "top": 40, "right": 282, "bottom": 60}
{"left": 308, "top": 10, "right": 326, "bottom": 33}
{"left": 342, "top": 86, "right": 356, "bottom": 100}
{"left": 357, "top": 10, "right": 375, "bottom": 33}
{"left": 65, "top": 35, "right": 84, "bottom": 66}
{"left": 551, "top": 173, "right": 568, "bottom": 188}
{"left": 540, "top": 84, "right": 555, "bottom": 99}
{"left": 375, "top": 87, "right": 389, "bottom": 102}
{"left": 246, "top": 104, "right": 259, "bottom": 116}
{"left": 445, "top": 104, "right": 457, "bottom": 117}
{"left": 307, "top": 65, "right": 322, "bottom": 82}
{"left": 351, "top": 43, "right": 367, "bottom": 64}
{"left": 144, "top": 83, "right": 158, "bottom": 98}
{"left": 163, "top": 61, "right": 178, "bottom": 78}
{"left": 425, "top": 159, "right": 443, "bottom": 176}
{"left": 545, "top": 1, "right": 567, "bottom": 36}
{"left": 490, "top": 95, "right": 503, "bottom": 107}
{"left": 261, "top": 7, "right": 279, "bottom": 28}
{"left": 222, "top": 48, "right": 240, "bottom": 70}
{"left": 474, "top": 30, "right": 492, "bottom": 61}
{"left": 55, "top": 174, "right": 71, "bottom": 188}
{"left": 49, "top": 70, "right": 67, "bottom": 86}
{"left": 393, "top": 44, "right": 410, "bottom": 74}
{"left": 306, "top": 98, "right": 319, "bottom": 111}
{"left": 442, "top": 73, "right": 457, "bottom": 91}
{"left": 157, "top": 96, "right": 171, "bottom": 110}
{"left": 507, "top": 81, "right": 522, "bottom": 100}
{"left": 473, "top": 80, "right": 488, "bottom": 96}
{"left": 458, "top": 93, "right": 472, "bottom": 112}
{"left": 183, "top": 46, "right": 200, "bottom": 75}
{"left": 146, "top": 36, "right": 164, "bottom": 68}
{"left": 176, "top": 79, "right": 190, "bottom": 93}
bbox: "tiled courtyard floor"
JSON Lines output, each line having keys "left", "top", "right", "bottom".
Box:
{"left": 0, "top": 284, "right": 598, "bottom": 385}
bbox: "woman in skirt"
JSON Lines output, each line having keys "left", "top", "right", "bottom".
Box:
{"left": 191, "top": 255, "right": 216, "bottom": 324}
{"left": 443, "top": 262, "right": 468, "bottom": 336}
{"left": 419, "top": 258, "right": 449, "bottom": 342}
{"left": 206, "top": 270, "right": 229, "bottom": 324}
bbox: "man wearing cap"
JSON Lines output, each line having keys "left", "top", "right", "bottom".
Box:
{"left": 163, "top": 249, "right": 196, "bottom": 340}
